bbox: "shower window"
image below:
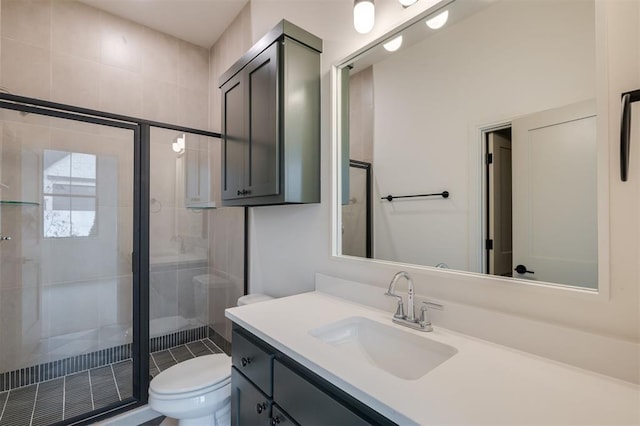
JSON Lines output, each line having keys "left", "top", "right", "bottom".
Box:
{"left": 43, "top": 149, "right": 97, "bottom": 238}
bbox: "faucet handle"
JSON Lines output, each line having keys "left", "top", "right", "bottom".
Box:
{"left": 419, "top": 302, "right": 432, "bottom": 329}
{"left": 384, "top": 291, "right": 406, "bottom": 319}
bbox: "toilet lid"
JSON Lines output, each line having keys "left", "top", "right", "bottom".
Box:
{"left": 150, "top": 353, "right": 231, "bottom": 395}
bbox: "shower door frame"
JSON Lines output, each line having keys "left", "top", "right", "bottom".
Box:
{"left": 0, "top": 93, "right": 223, "bottom": 425}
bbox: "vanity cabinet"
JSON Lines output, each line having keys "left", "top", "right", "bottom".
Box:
{"left": 230, "top": 325, "right": 396, "bottom": 426}
{"left": 219, "top": 20, "right": 322, "bottom": 207}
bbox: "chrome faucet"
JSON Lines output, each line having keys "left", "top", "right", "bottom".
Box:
{"left": 384, "top": 271, "right": 433, "bottom": 332}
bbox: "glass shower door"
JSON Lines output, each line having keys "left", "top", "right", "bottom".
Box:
{"left": 0, "top": 107, "right": 139, "bottom": 425}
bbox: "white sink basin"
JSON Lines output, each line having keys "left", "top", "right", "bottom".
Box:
{"left": 309, "top": 316, "right": 457, "bottom": 380}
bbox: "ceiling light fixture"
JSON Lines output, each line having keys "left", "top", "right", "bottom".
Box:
{"left": 426, "top": 10, "right": 449, "bottom": 29}
{"left": 383, "top": 35, "right": 403, "bottom": 52}
{"left": 354, "top": 0, "right": 375, "bottom": 34}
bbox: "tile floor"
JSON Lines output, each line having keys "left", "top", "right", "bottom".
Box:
{"left": 0, "top": 338, "right": 223, "bottom": 426}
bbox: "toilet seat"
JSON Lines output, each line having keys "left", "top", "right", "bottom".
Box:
{"left": 150, "top": 354, "right": 231, "bottom": 397}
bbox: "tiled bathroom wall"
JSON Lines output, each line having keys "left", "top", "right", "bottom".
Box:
{"left": 0, "top": 0, "right": 215, "bottom": 374}
{"left": 206, "top": 4, "right": 253, "bottom": 344}
{"left": 0, "top": 0, "right": 210, "bottom": 128}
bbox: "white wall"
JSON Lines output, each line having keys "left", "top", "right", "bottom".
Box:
{"left": 371, "top": 0, "right": 595, "bottom": 271}
{"left": 242, "top": 0, "right": 640, "bottom": 383}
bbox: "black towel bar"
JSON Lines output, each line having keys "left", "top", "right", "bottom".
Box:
{"left": 382, "top": 191, "right": 449, "bottom": 202}
{"left": 620, "top": 89, "right": 640, "bottom": 181}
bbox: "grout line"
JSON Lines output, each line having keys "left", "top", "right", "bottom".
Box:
{"left": 62, "top": 376, "right": 66, "bottom": 421}
{"left": 167, "top": 349, "right": 179, "bottom": 364}
{"left": 205, "top": 338, "right": 222, "bottom": 353}
{"left": 87, "top": 370, "right": 95, "bottom": 411}
{"left": 184, "top": 344, "right": 197, "bottom": 358}
{"left": 202, "top": 339, "right": 215, "bottom": 354}
{"left": 110, "top": 365, "right": 122, "bottom": 402}
{"left": 150, "top": 353, "right": 161, "bottom": 373}
{"left": 0, "top": 390, "right": 9, "bottom": 423}
{"left": 29, "top": 383, "right": 39, "bottom": 426}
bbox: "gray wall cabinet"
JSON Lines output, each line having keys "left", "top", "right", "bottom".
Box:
{"left": 219, "top": 20, "right": 322, "bottom": 207}
{"left": 230, "top": 325, "right": 396, "bottom": 426}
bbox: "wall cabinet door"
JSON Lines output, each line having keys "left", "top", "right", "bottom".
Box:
{"left": 222, "top": 72, "right": 246, "bottom": 201}
{"left": 231, "top": 367, "right": 272, "bottom": 426}
{"left": 246, "top": 42, "right": 279, "bottom": 199}
{"left": 222, "top": 42, "right": 279, "bottom": 201}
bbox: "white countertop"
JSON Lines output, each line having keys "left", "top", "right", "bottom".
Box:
{"left": 226, "top": 291, "right": 640, "bottom": 425}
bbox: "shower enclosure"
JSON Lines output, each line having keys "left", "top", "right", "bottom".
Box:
{"left": 0, "top": 93, "right": 229, "bottom": 425}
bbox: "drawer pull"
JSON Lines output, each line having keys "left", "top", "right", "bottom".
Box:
{"left": 271, "top": 416, "right": 282, "bottom": 425}
{"left": 241, "top": 356, "right": 252, "bottom": 367}
{"left": 256, "top": 402, "right": 267, "bottom": 414}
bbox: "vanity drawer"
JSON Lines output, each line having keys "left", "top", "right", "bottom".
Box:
{"left": 232, "top": 329, "right": 274, "bottom": 396}
{"left": 273, "top": 360, "right": 371, "bottom": 426}
{"left": 271, "top": 404, "right": 299, "bottom": 426}
{"left": 231, "top": 367, "right": 272, "bottom": 426}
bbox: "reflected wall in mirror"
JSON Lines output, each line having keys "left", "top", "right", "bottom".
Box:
{"left": 338, "top": 0, "right": 598, "bottom": 289}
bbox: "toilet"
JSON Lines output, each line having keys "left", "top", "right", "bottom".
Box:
{"left": 148, "top": 293, "right": 274, "bottom": 425}
{"left": 149, "top": 354, "right": 231, "bottom": 426}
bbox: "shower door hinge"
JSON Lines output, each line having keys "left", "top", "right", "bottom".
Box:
{"left": 486, "top": 239, "right": 493, "bottom": 250}
{"left": 132, "top": 252, "right": 135, "bottom": 273}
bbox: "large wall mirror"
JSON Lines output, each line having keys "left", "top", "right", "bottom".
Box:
{"left": 336, "top": 0, "right": 602, "bottom": 290}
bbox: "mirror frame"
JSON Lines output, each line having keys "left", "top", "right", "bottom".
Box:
{"left": 330, "top": 0, "right": 610, "bottom": 300}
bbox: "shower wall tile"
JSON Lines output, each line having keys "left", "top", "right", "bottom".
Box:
{"left": 177, "top": 87, "right": 209, "bottom": 130}
{"left": 177, "top": 266, "right": 209, "bottom": 322}
{"left": 142, "top": 30, "right": 179, "bottom": 85}
{"left": 208, "top": 2, "right": 253, "bottom": 132}
{"left": 100, "top": 13, "right": 144, "bottom": 74}
{"left": 115, "top": 277, "right": 133, "bottom": 327}
{"left": 51, "top": 53, "right": 101, "bottom": 110}
{"left": 142, "top": 80, "right": 179, "bottom": 124}
{"left": 0, "top": 38, "right": 50, "bottom": 99}
{"left": 178, "top": 41, "right": 210, "bottom": 93}
{"left": 42, "top": 280, "right": 101, "bottom": 339}
{"left": 1, "top": 0, "right": 51, "bottom": 49}
{"left": 51, "top": 1, "right": 101, "bottom": 62}
{"left": 99, "top": 65, "right": 143, "bottom": 118}
{"left": 149, "top": 269, "right": 179, "bottom": 321}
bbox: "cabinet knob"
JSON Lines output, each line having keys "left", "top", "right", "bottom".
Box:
{"left": 271, "top": 416, "right": 282, "bottom": 425}
{"left": 256, "top": 402, "right": 267, "bottom": 414}
{"left": 241, "top": 356, "right": 252, "bottom": 367}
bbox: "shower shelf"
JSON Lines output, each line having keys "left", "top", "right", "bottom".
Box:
{"left": 0, "top": 200, "right": 40, "bottom": 206}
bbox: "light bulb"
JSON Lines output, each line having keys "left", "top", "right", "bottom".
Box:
{"left": 383, "top": 35, "right": 403, "bottom": 52}
{"left": 426, "top": 10, "right": 449, "bottom": 29}
{"left": 398, "top": 0, "right": 417, "bottom": 6}
{"left": 354, "top": 0, "right": 375, "bottom": 34}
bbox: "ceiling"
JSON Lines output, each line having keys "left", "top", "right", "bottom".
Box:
{"left": 79, "top": 0, "right": 250, "bottom": 48}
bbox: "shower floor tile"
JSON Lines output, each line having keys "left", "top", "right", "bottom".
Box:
{"left": 0, "top": 338, "right": 223, "bottom": 426}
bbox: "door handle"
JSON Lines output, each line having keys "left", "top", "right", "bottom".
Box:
{"left": 514, "top": 264, "right": 534, "bottom": 274}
